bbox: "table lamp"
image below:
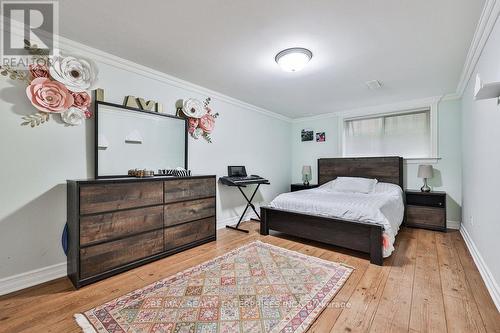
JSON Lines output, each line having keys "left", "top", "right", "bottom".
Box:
{"left": 302, "top": 165, "right": 312, "bottom": 186}
{"left": 417, "top": 165, "right": 433, "bottom": 192}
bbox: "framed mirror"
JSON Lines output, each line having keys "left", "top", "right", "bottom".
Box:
{"left": 95, "top": 101, "right": 187, "bottom": 178}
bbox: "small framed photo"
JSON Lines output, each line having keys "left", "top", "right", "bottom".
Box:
{"left": 316, "top": 132, "right": 326, "bottom": 142}
{"left": 301, "top": 129, "right": 314, "bottom": 142}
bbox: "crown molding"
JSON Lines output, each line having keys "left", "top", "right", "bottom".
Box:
{"left": 4, "top": 19, "right": 291, "bottom": 122}
{"left": 5, "top": 3, "right": 493, "bottom": 122}
{"left": 292, "top": 96, "right": 443, "bottom": 122}
{"left": 55, "top": 37, "right": 292, "bottom": 123}
{"left": 441, "top": 93, "right": 462, "bottom": 102}
{"left": 456, "top": 0, "right": 500, "bottom": 96}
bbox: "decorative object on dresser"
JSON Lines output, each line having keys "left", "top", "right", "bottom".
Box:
{"left": 66, "top": 175, "right": 216, "bottom": 289}
{"left": 172, "top": 168, "right": 191, "bottom": 177}
{"left": 405, "top": 190, "right": 446, "bottom": 231}
{"left": 290, "top": 183, "right": 319, "bottom": 192}
{"left": 417, "top": 164, "right": 433, "bottom": 192}
{"left": 75, "top": 241, "right": 352, "bottom": 333}
{"left": 127, "top": 169, "right": 155, "bottom": 177}
{"left": 302, "top": 165, "right": 312, "bottom": 185}
{"left": 261, "top": 156, "right": 404, "bottom": 265}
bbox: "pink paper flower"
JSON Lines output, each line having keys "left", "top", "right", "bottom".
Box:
{"left": 26, "top": 77, "right": 74, "bottom": 113}
{"left": 84, "top": 110, "right": 93, "bottom": 119}
{"left": 199, "top": 113, "right": 215, "bottom": 133}
{"left": 70, "top": 91, "right": 91, "bottom": 109}
{"left": 29, "top": 64, "right": 49, "bottom": 78}
{"left": 188, "top": 117, "right": 199, "bottom": 128}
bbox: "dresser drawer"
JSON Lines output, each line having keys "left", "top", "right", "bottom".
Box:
{"left": 164, "top": 197, "right": 216, "bottom": 227}
{"left": 164, "top": 178, "right": 215, "bottom": 203}
{"left": 406, "top": 205, "right": 445, "bottom": 229}
{"left": 406, "top": 192, "right": 445, "bottom": 208}
{"left": 80, "top": 206, "right": 163, "bottom": 246}
{"left": 80, "top": 230, "right": 163, "bottom": 279}
{"left": 80, "top": 182, "right": 163, "bottom": 214}
{"left": 164, "top": 217, "right": 215, "bottom": 251}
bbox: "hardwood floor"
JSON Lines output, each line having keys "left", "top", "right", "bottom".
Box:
{"left": 0, "top": 222, "right": 499, "bottom": 332}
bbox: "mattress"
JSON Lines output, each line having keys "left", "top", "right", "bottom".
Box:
{"left": 269, "top": 182, "right": 404, "bottom": 257}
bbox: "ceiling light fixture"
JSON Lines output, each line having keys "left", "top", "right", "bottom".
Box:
{"left": 275, "top": 48, "right": 313, "bottom": 72}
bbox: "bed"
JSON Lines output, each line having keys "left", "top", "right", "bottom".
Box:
{"left": 260, "top": 157, "right": 404, "bottom": 265}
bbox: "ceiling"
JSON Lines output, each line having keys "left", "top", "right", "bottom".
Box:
{"left": 58, "top": 0, "right": 485, "bottom": 118}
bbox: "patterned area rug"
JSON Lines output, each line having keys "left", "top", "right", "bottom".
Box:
{"left": 75, "top": 241, "right": 353, "bottom": 333}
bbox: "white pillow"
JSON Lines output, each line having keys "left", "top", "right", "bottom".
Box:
{"left": 318, "top": 179, "right": 336, "bottom": 190}
{"left": 374, "top": 182, "right": 403, "bottom": 197}
{"left": 333, "top": 177, "right": 378, "bottom": 194}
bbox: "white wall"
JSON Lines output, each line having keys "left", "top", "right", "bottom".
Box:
{"left": 0, "top": 38, "right": 291, "bottom": 281}
{"left": 461, "top": 14, "right": 500, "bottom": 308}
{"left": 291, "top": 99, "right": 463, "bottom": 225}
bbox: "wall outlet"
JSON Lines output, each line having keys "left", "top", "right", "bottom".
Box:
{"left": 469, "top": 215, "right": 474, "bottom": 227}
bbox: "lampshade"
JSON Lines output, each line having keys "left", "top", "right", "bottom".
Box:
{"left": 302, "top": 165, "right": 312, "bottom": 177}
{"left": 417, "top": 165, "right": 433, "bottom": 179}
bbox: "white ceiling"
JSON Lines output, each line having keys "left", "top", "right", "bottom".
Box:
{"left": 59, "top": 0, "right": 485, "bottom": 118}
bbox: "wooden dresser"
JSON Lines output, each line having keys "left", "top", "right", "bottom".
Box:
{"left": 67, "top": 175, "right": 216, "bottom": 288}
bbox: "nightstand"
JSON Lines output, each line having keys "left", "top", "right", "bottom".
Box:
{"left": 290, "top": 183, "right": 319, "bottom": 192}
{"left": 405, "top": 190, "right": 446, "bottom": 231}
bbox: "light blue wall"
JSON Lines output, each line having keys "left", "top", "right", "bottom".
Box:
{"left": 291, "top": 117, "right": 340, "bottom": 185}
{"left": 290, "top": 99, "right": 462, "bottom": 223}
{"left": 460, "top": 15, "right": 500, "bottom": 298}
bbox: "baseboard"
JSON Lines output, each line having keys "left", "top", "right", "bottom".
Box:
{"left": 217, "top": 212, "right": 258, "bottom": 230}
{"left": 0, "top": 262, "right": 66, "bottom": 296}
{"left": 460, "top": 225, "right": 500, "bottom": 312}
{"left": 447, "top": 220, "right": 461, "bottom": 230}
{"left": 0, "top": 214, "right": 259, "bottom": 296}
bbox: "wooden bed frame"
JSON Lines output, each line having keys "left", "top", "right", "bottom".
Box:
{"left": 260, "top": 156, "right": 404, "bottom": 265}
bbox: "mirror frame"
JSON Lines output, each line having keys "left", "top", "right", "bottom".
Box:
{"left": 94, "top": 100, "right": 188, "bottom": 178}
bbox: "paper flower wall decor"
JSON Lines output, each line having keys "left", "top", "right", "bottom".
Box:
{"left": 0, "top": 39, "right": 99, "bottom": 127}
{"left": 176, "top": 97, "right": 219, "bottom": 143}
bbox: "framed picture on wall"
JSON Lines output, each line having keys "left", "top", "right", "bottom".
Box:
{"left": 301, "top": 129, "right": 314, "bottom": 142}
{"left": 316, "top": 132, "right": 326, "bottom": 142}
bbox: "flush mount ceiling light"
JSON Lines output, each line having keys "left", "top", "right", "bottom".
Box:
{"left": 275, "top": 48, "right": 313, "bottom": 72}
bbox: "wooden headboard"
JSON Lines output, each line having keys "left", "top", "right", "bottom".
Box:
{"left": 317, "top": 157, "right": 403, "bottom": 188}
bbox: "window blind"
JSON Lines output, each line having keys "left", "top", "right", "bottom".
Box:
{"left": 344, "top": 109, "right": 431, "bottom": 158}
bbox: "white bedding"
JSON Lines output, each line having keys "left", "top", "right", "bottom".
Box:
{"left": 269, "top": 181, "right": 404, "bottom": 257}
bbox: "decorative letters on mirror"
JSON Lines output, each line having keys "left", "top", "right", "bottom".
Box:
{"left": 123, "top": 95, "right": 163, "bottom": 112}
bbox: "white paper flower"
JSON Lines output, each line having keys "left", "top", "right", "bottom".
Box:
{"left": 61, "top": 107, "right": 86, "bottom": 126}
{"left": 182, "top": 98, "right": 206, "bottom": 119}
{"left": 192, "top": 127, "right": 203, "bottom": 139}
{"left": 49, "top": 54, "right": 98, "bottom": 92}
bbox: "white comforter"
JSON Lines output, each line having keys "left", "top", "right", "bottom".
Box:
{"left": 269, "top": 182, "right": 404, "bottom": 257}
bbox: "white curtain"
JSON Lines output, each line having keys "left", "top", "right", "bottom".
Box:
{"left": 344, "top": 110, "right": 431, "bottom": 158}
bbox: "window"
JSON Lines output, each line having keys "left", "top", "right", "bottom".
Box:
{"left": 343, "top": 109, "right": 433, "bottom": 158}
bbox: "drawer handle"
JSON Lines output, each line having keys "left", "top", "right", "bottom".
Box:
{"left": 438, "top": 202, "right": 443, "bottom": 206}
